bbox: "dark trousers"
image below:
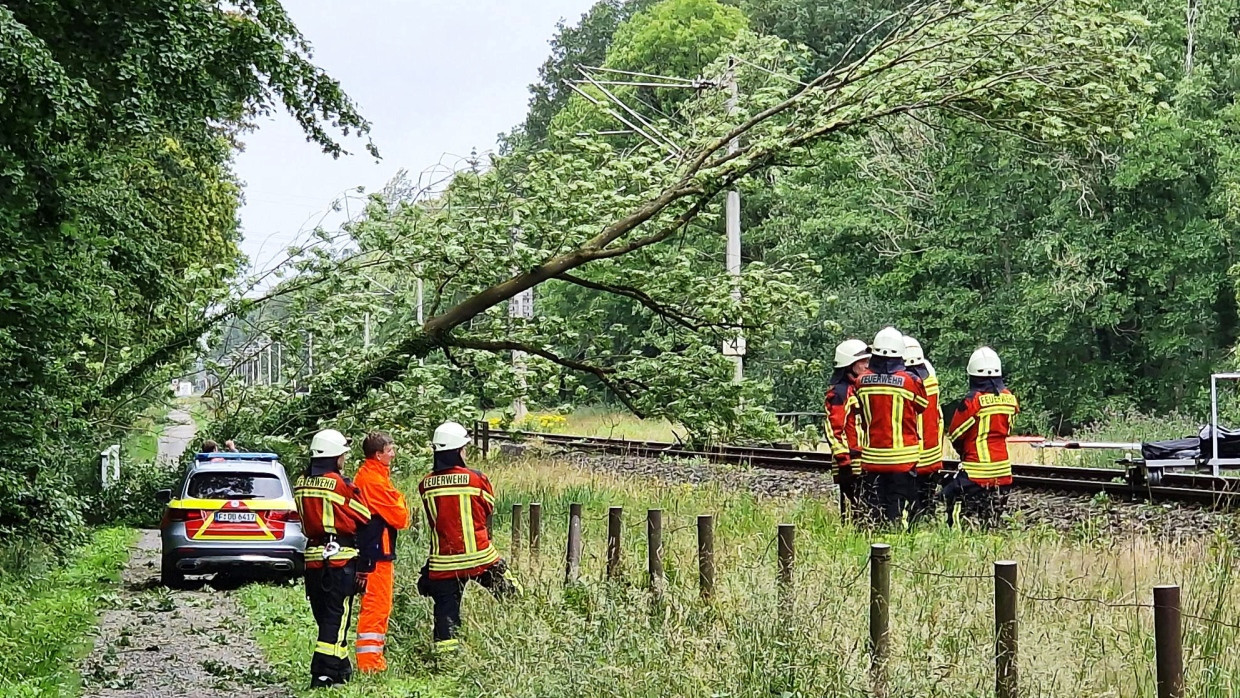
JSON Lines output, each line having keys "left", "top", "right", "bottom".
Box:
{"left": 942, "top": 473, "right": 1010, "bottom": 528}
{"left": 908, "top": 469, "right": 941, "bottom": 527}
{"left": 305, "top": 561, "right": 357, "bottom": 687}
{"left": 418, "top": 562, "right": 516, "bottom": 643}
{"left": 835, "top": 466, "right": 864, "bottom": 525}
{"left": 862, "top": 470, "right": 917, "bottom": 526}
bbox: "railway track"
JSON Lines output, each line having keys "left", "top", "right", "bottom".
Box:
{"left": 483, "top": 428, "right": 1240, "bottom": 509}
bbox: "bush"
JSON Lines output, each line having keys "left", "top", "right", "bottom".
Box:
{"left": 87, "top": 460, "right": 182, "bottom": 528}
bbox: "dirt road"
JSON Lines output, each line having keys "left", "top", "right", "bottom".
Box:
{"left": 157, "top": 409, "right": 196, "bottom": 465}
{"left": 80, "top": 410, "right": 293, "bottom": 697}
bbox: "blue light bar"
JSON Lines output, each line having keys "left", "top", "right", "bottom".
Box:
{"left": 195, "top": 452, "right": 280, "bottom": 461}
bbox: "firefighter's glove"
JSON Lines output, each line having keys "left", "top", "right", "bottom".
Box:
{"left": 833, "top": 464, "right": 854, "bottom": 485}
{"left": 355, "top": 572, "right": 370, "bottom": 596}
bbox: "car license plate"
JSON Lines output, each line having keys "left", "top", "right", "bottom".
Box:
{"left": 216, "top": 512, "right": 256, "bottom": 523}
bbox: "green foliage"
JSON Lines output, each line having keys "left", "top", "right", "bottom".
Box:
{"left": 0, "top": 528, "right": 133, "bottom": 695}
{"left": 88, "top": 461, "right": 182, "bottom": 529}
{"left": 0, "top": 1, "right": 372, "bottom": 545}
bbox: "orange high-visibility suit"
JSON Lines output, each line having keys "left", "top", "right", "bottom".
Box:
{"left": 353, "top": 456, "right": 410, "bottom": 672}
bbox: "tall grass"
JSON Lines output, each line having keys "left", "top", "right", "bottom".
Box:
{"left": 0, "top": 528, "right": 134, "bottom": 696}
{"left": 241, "top": 456, "right": 1240, "bottom": 697}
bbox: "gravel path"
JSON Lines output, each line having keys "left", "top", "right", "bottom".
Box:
{"left": 558, "top": 451, "right": 1240, "bottom": 539}
{"left": 157, "top": 409, "right": 196, "bottom": 465}
{"left": 79, "top": 530, "right": 291, "bottom": 698}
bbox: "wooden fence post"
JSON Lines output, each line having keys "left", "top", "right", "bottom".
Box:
{"left": 777, "top": 524, "right": 795, "bottom": 592}
{"left": 698, "top": 514, "right": 715, "bottom": 599}
{"left": 1154, "top": 585, "right": 1184, "bottom": 698}
{"left": 995, "top": 560, "right": 1018, "bottom": 698}
{"left": 869, "top": 544, "right": 891, "bottom": 670}
{"left": 647, "top": 509, "right": 664, "bottom": 594}
{"left": 510, "top": 503, "right": 523, "bottom": 563}
{"left": 529, "top": 502, "right": 541, "bottom": 555}
{"left": 565, "top": 503, "right": 582, "bottom": 584}
{"left": 606, "top": 506, "right": 623, "bottom": 580}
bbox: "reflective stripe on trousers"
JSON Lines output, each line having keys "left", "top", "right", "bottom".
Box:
{"left": 356, "top": 560, "right": 395, "bottom": 672}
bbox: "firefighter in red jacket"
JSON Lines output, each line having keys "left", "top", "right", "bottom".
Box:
{"left": 824, "top": 338, "right": 870, "bottom": 522}
{"left": 944, "top": 347, "right": 1020, "bottom": 527}
{"left": 354, "top": 431, "right": 410, "bottom": 672}
{"left": 856, "top": 327, "right": 928, "bottom": 525}
{"left": 903, "top": 335, "right": 943, "bottom": 525}
{"left": 293, "top": 429, "right": 372, "bottom": 689}
{"left": 416, "top": 421, "right": 517, "bottom": 654}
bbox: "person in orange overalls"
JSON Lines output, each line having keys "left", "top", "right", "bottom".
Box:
{"left": 354, "top": 431, "right": 410, "bottom": 672}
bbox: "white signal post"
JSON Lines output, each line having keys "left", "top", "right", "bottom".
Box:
{"left": 722, "top": 57, "right": 744, "bottom": 383}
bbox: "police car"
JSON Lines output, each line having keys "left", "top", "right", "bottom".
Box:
{"left": 157, "top": 452, "right": 307, "bottom": 587}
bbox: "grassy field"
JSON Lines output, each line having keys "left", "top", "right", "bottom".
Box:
{"left": 240, "top": 455, "right": 1240, "bottom": 697}
{"left": 0, "top": 528, "right": 135, "bottom": 696}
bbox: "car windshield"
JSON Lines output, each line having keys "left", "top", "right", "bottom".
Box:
{"left": 187, "top": 472, "right": 285, "bottom": 500}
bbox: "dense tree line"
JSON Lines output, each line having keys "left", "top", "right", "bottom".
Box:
{"left": 0, "top": 1, "right": 371, "bottom": 546}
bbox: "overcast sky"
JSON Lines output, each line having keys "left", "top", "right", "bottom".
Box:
{"left": 234, "top": 0, "right": 596, "bottom": 271}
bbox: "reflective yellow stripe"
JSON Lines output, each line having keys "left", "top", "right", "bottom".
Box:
{"left": 459, "top": 494, "right": 477, "bottom": 555}
{"left": 303, "top": 546, "right": 358, "bottom": 561}
{"left": 425, "top": 487, "right": 484, "bottom": 498}
{"left": 434, "top": 639, "right": 460, "bottom": 653}
{"left": 963, "top": 460, "right": 1012, "bottom": 479}
{"left": 427, "top": 495, "right": 440, "bottom": 556}
{"left": 861, "top": 386, "right": 917, "bottom": 401}
{"left": 976, "top": 414, "right": 992, "bottom": 465}
{"left": 891, "top": 399, "right": 902, "bottom": 448}
{"left": 321, "top": 499, "right": 335, "bottom": 533}
{"left": 949, "top": 416, "right": 976, "bottom": 441}
{"left": 348, "top": 498, "right": 371, "bottom": 518}
{"left": 296, "top": 489, "right": 347, "bottom": 506}
{"left": 315, "top": 641, "right": 348, "bottom": 659}
{"left": 481, "top": 490, "right": 496, "bottom": 505}
{"left": 429, "top": 545, "right": 499, "bottom": 572}
{"left": 170, "top": 498, "right": 296, "bottom": 510}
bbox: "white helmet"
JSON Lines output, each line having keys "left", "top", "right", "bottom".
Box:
{"left": 310, "top": 429, "right": 350, "bottom": 458}
{"left": 871, "top": 326, "right": 905, "bottom": 358}
{"left": 967, "top": 346, "right": 1002, "bottom": 376}
{"left": 903, "top": 336, "right": 925, "bottom": 367}
{"left": 432, "top": 421, "right": 471, "bottom": 452}
{"left": 833, "top": 339, "right": 871, "bottom": 368}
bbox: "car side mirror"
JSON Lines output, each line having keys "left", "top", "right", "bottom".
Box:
{"left": 156, "top": 489, "right": 173, "bottom": 504}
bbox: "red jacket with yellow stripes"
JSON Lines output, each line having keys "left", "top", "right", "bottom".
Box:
{"left": 856, "top": 367, "right": 928, "bottom": 473}
{"left": 293, "top": 468, "right": 372, "bottom": 569}
{"left": 908, "top": 364, "right": 944, "bottom": 474}
{"left": 948, "top": 388, "right": 1020, "bottom": 487}
{"left": 824, "top": 372, "right": 865, "bottom": 469}
{"left": 419, "top": 465, "right": 499, "bottom": 581}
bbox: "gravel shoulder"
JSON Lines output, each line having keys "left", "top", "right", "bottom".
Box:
{"left": 556, "top": 450, "right": 1240, "bottom": 539}
{"left": 79, "top": 531, "right": 293, "bottom": 698}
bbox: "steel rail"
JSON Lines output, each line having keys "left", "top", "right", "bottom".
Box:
{"left": 488, "top": 429, "right": 1240, "bottom": 508}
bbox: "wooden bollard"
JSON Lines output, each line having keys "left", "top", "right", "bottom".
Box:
{"left": 995, "top": 561, "right": 1018, "bottom": 698}
{"left": 481, "top": 419, "right": 491, "bottom": 459}
{"left": 1154, "top": 585, "right": 1184, "bottom": 698}
{"left": 511, "top": 503, "right": 523, "bottom": 561}
{"left": 869, "top": 544, "right": 891, "bottom": 670}
{"left": 698, "top": 515, "right": 715, "bottom": 599}
{"left": 777, "top": 524, "right": 795, "bottom": 590}
{"left": 565, "top": 503, "right": 582, "bottom": 584}
{"left": 529, "top": 502, "right": 541, "bottom": 555}
{"left": 647, "top": 509, "right": 664, "bottom": 592}
{"left": 606, "top": 506, "right": 623, "bottom": 579}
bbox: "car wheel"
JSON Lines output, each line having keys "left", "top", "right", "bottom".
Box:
{"left": 161, "top": 556, "right": 188, "bottom": 589}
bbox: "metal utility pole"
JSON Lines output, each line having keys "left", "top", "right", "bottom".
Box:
{"left": 723, "top": 57, "right": 745, "bottom": 383}
{"left": 416, "top": 275, "right": 426, "bottom": 368}
{"left": 510, "top": 285, "right": 534, "bottom": 422}
{"left": 266, "top": 342, "right": 273, "bottom": 385}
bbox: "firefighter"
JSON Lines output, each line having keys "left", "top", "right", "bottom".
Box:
{"left": 824, "top": 338, "right": 870, "bottom": 523}
{"left": 943, "top": 347, "right": 1020, "bottom": 527}
{"left": 417, "top": 421, "right": 518, "bottom": 654}
{"left": 354, "top": 431, "right": 410, "bottom": 672}
{"left": 855, "top": 326, "right": 928, "bottom": 526}
{"left": 903, "top": 335, "right": 943, "bottom": 526}
{"left": 293, "top": 429, "right": 372, "bottom": 688}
